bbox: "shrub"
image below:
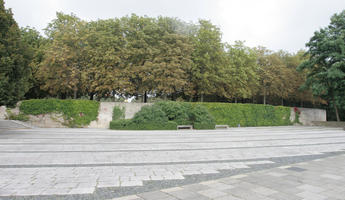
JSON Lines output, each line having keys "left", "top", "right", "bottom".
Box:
{"left": 112, "top": 106, "right": 125, "bottom": 121}
{"left": 154, "top": 101, "right": 191, "bottom": 125}
{"left": 199, "top": 103, "right": 291, "bottom": 127}
{"left": 110, "top": 119, "right": 177, "bottom": 130}
{"left": 109, "top": 119, "right": 132, "bottom": 129}
{"left": 20, "top": 99, "right": 99, "bottom": 127}
{"left": 132, "top": 105, "right": 168, "bottom": 124}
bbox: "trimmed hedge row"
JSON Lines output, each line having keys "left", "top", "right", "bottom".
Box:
{"left": 199, "top": 103, "right": 291, "bottom": 127}
{"left": 20, "top": 99, "right": 99, "bottom": 127}
{"left": 110, "top": 119, "right": 177, "bottom": 130}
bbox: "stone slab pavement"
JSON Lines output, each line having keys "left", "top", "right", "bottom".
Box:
{"left": 112, "top": 153, "right": 345, "bottom": 200}
{"left": 0, "top": 126, "right": 344, "bottom": 200}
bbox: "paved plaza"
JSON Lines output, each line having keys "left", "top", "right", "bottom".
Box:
{"left": 0, "top": 126, "right": 344, "bottom": 199}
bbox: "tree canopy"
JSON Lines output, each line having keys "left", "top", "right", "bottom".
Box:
{"left": 298, "top": 10, "right": 345, "bottom": 121}
{"left": 0, "top": 0, "right": 31, "bottom": 106}
{"left": 1, "top": 0, "right": 342, "bottom": 121}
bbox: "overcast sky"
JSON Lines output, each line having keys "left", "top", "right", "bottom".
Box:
{"left": 5, "top": 0, "right": 345, "bottom": 52}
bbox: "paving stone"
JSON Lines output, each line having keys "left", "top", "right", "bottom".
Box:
{"left": 197, "top": 189, "right": 227, "bottom": 198}
{"left": 1, "top": 126, "right": 345, "bottom": 200}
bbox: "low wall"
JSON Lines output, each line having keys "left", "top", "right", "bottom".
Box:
{"left": 88, "top": 102, "right": 152, "bottom": 128}
{"left": 312, "top": 121, "right": 345, "bottom": 127}
{"left": 290, "top": 107, "right": 326, "bottom": 125}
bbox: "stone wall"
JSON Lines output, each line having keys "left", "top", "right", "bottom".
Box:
{"left": 290, "top": 107, "right": 326, "bottom": 125}
{"left": 1, "top": 102, "right": 328, "bottom": 128}
{"left": 88, "top": 102, "right": 152, "bottom": 128}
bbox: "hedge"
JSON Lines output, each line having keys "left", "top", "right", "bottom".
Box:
{"left": 20, "top": 99, "right": 99, "bottom": 127}
{"left": 110, "top": 119, "right": 177, "bottom": 130}
{"left": 109, "top": 102, "right": 215, "bottom": 130}
{"left": 199, "top": 103, "right": 291, "bottom": 127}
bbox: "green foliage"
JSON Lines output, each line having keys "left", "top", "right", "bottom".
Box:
{"left": 132, "top": 105, "right": 168, "bottom": 124}
{"left": 112, "top": 106, "right": 125, "bottom": 121}
{"left": 153, "top": 101, "right": 215, "bottom": 129}
{"left": 20, "top": 99, "right": 99, "bottom": 127}
{"left": 0, "top": 0, "right": 32, "bottom": 106}
{"left": 200, "top": 103, "right": 291, "bottom": 127}
{"left": 6, "top": 109, "right": 29, "bottom": 121}
{"left": 298, "top": 10, "right": 345, "bottom": 121}
{"left": 154, "top": 101, "right": 191, "bottom": 124}
{"left": 110, "top": 119, "right": 177, "bottom": 130}
{"left": 109, "top": 101, "right": 215, "bottom": 130}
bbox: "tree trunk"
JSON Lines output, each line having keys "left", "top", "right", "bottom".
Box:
{"left": 281, "top": 97, "right": 284, "bottom": 106}
{"left": 200, "top": 94, "right": 204, "bottom": 102}
{"left": 73, "top": 89, "right": 77, "bottom": 99}
{"left": 235, "top": 97, "right": 237, "bottom": 103}
{"left": 263, "top": 87, "right": 266, "bottom": 105}
{"left": 89, "top": 92, "right": 94, "bottom": 100}
{"left": 333, "top": 100, "right": 340, "bottom": 122}
{"left": 144, "top": 91, "right": 147, "bottom": 103}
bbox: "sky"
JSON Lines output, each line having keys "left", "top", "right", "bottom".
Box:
{"left": 5, "top": 0, "right": 345, "bottom": 53}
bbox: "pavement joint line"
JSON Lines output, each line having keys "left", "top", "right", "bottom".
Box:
{"left": 1, "top": 141, "right": 345, "bottom": 153}
{"left": 1, "top": 135, "right": 345, "bottom": 145}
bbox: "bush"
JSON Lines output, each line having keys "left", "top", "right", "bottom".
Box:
{"left": 199, "top": 103, "right": 291, "bottom": 127}
{"left": 132, "top": 105, "right": 168, "bottom": 124}
{"left": 109, "top": 119, "right": 132, "bottom": 129}
{"left": 20, "top": 99, "right": 99, "bottom": 127}
{"left": 153, "top": 101, "right": 215, "bottom": 129}
{"left": 109, "top": 101, "right": 215, "bottom": 130}
{"left": 154, "top": 101, "right": 191, "bottom": 125}
{"left": 112, "top": 106, "right": 125, "bottom": 121}
{"left": 110, "top": 119, "right": 177, "bottom": 130}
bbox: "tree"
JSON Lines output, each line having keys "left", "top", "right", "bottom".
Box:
{"left": 0, "top": 0, "right": 31, "bottom": 106}
{"left": 20, "top": 27, "right": 48, "bottom": 99}
{"left": 222, "top": 41, "right": 258, "bottom": 102}
{"left": 81, "top": 19, "right": 128, "bottom": 100}
{"left": 298, "top": 10, "right": 345, "bottom": 121}
{"left": 190, "top": 20, "right": 225, "bottom": 102}
{"left": 39, "top": 13, "right": 85, "bottom": 99}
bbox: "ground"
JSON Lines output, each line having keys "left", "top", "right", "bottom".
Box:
{"left": 0, "top": 126, "right": 344, "bottom": 200}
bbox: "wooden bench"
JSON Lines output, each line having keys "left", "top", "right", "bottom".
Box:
{"left": 215, "top": 125, "right": 229, "bottom": 129}
{"left": 177, "top": 125, "right": 193, "bottom": 130}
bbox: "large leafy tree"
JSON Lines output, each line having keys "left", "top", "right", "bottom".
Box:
{"left": 190, "top": 20, "right": 225, "bottom": 102}
{"left": 222, "top": 41, "right": 258, "bottom": 101}
{"left": 81, "top": 19, "right": 128, "bottom": 99}
{"left": 298, "top": 10, "right": 345, "bottom": 121}
{"left": 0, "top": 0, "right": 31, "bottom": 106}
{"left": 21, "top": 27, "right": 48, "bottom": 99}
{"left": 39, "top": 13, "right": 85, "bottom": 99}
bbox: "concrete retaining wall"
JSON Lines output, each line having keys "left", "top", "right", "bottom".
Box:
{"left": 88, "top": 102, "right": 152, "bottom": 128}
{"left": 1, "top": 102, "right": 328, "bottom": 128}
{"left": 290, "top": 107, "right": 326, "bottom": 125}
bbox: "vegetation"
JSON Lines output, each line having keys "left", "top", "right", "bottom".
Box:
{"left": 20, "top": 99, "right": 99, "bottom": 127}
{"left": 109, "top": 119, "right": 177, "bottom": 130}
{"left": 110, "top": 101, "right": 215, "bottom": 130}
{"left": 298, "top": 10, "right": 345, "bottom": 121}
{"left": 5, "top": 109, "right": 29, "bottom": 121}
{"left": 112, "top": 106, "right": 125, "bottom": 121}
{"left": 0, "top": 0, "right": 32, "bottom": 106}
{"left": 0, "top": 0, "right": 344, "bottom": 121}
{"left": 201, "top": 103, "right": 291, "bottom": 127}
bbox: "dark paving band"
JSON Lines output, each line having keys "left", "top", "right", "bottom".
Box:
{"left": 1, "top": 151, "right": 344, "bottom": 200}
